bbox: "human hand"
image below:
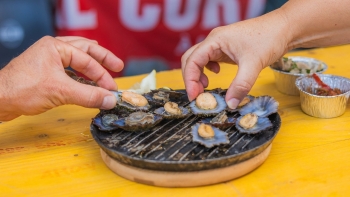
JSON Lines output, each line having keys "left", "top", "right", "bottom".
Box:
{"left": 0, "top": 36, "right": 124, "bottom": 121}
{"left": 181, "top": 10, "right": 291, "bottom": 109}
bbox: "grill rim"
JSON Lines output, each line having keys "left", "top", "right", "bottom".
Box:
{"left": 90, "top": 113, "right": 281, "bottom": 172}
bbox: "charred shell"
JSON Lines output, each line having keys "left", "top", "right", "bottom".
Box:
{"left": 239, "top": 96, "right": 278, "bottom": 117}
{"left": 143, "top": 91, "right": 170, "bottom": 107}
{"left": 112, "top": 111, "right": 163, "bottom": 132}
{"left": 199, "top": 111, "right": 237, "bottom": 130}
{"left": 92, "top": 114, "right": 119, "bottom": 131}
{"left": 235, "top": 113, "right": 273, "bottom": 134}
{"left": 189, "top": 93, "right": 227, "bottom": 117}
{"left": 190, "top": 123, "right": 230, "bottom": 148}
{"left": 151, "top": 88, "right": 185, "bottom": 100}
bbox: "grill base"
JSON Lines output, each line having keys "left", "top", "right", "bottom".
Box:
{"left": 100, "top": 144, "right": 272, "bottom": 187}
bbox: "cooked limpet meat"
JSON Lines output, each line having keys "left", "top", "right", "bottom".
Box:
{"left": 189, "top": 93, "right": 227, "bottom": 116}
{"left": 154, "top": 102, "right": 191, "bottom": 119}
{"left": 235, "top": 113, "right": 273, "bottom": 134}
{"left": 195, "top": 92, "right": 217, "bottom": 110}
{"left": 190, "top": 123, "right": 229, "bottom": 148}
{"left": 238, "top": 113, "right": 258, "bottom": 129}
{"left": 122, "top": 91, "right": 148, "bottom": 107}
{"left": 164, "top": 102, "right": 182, "bottom": 115}
{"left": 198, "top": 123, "right": 215, "bottom": 139}
{"left": 111, "top": 91, "right": 151, "bottom": 111}
{"left": 238, "top": 97, "right": 251, "bottom": 107}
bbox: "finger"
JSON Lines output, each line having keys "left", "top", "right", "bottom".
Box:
{"left": 181, "top": 43, "right": 199, "bottom": 77}
{"left": 225, "top": 60, "right": 262, "bottom": 109}
{"left": 205, "top": 61, "right": 220, "bottom": 73}
{"left": 54, "top": 40, "right": 117, "bottom": 90}
{"left": 62, "top": 39, "right": 124, "bottom": 73}
{"left": 61, "top": 78, "right": 117, "bottom": 109}
{"left": 56, "top": 36, "right": 98, "bottom": 44}
{"left": 199, "top": 73, "right": 209, "bottom": 88}
{"left": 183, "top": 41, "right": 221, "bottom": 101}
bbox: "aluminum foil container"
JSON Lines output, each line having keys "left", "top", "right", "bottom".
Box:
{"left": 270, "top": 56, "right": 328, "bottom": 96}
{"left": 295, "top": 74, "right": 350, "bottom": 118}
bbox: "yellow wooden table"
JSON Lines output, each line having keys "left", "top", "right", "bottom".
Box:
{"left": 2, "top": 45, "right": 350, "bottom": 196}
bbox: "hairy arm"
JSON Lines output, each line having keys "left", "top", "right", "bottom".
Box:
{"left": 182, "top": 0, "right": 350, "bottom": 109}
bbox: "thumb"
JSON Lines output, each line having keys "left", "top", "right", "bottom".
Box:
{"left": 63, "top": 80, "right": 117, "bottom": 109}
{"left": 225, "top": 60, "right": 262, "bottom": 109}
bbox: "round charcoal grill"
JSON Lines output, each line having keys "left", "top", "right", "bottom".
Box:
{"left": 90, "top": 90, "right": 281, "bottom": 173}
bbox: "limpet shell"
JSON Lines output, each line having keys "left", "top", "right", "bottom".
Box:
{"left": 112, "top": 112, "right": 163, "bottom": 132}
{"left": 235, "top": 114, "right": 273, "bottom": 134}
{"left": 199, "top": 111, "right": 237, "bottom": 130}
{"left": 190, "top": 123, "right": 229, "bottom": 148}
{"left": 92, "top": 114, "right": 119, "bottom": 131}
{"left": 239, "top": 96, "right": 278, "bottom": 117}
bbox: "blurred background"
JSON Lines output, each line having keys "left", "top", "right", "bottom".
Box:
{"left": 0, "top": 0, "right": 286, "bottom": 75}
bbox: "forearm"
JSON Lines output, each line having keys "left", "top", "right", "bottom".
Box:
{"left": 280, "top": 0, "right": 350, "bottom": 49}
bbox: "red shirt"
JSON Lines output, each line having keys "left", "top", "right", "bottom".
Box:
{"left": 56, "top": 0, "right": 266, "bottom": 77}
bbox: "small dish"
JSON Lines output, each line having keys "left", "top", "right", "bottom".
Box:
{"left": 295, "top": 74, "right": 350, "bottom": 118}
{"left": 270, "top": 56, "right": 328, "bottom": 95}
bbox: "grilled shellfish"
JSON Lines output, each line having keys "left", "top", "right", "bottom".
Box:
{"left": 93, "top": 112, "right": 163, "bottom": 132}
{"left": 189, "top": 92, "right": 227, "bottom": 116}
{"left": 112, "top": 91, "right": 151, "bottom": 111}
{"left": 115, "top": 111, "right": 163, "bottom": 132}
{"left": 190, "top": 123, "right": 229, "bottom": 148}
{"left": 235, "top": 96, "right": 278, "bottom": 134}
{"left": 199, "top": 111, "right": 237, "bottom": 130}
{"left": 154, "top": 102, "right": 191, "bottom": 119}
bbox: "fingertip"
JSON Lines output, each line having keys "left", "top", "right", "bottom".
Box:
{"left": 205, "top": 61, "right": 220, "bottom": 74}
{"left": 226, "top": 97, "right": 240, "bottom": 109}
{"left": 101, "top": 94, "right": 117, "bottom": 109}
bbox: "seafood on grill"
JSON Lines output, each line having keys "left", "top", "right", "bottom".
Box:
{"left": 189, "top": 92, "right": 227, "bottom": 116}
{"left": 154, "top": 101, "right": 191, "bottom": 119}
{"left": 112, "top": 91, "right": 151, "bottom": 111}
{"left": 235, "top": 113, "right": 273, "bottom": 134}
{"left": 235, "top": 96, "right": 278, "bottom": 134}
{"left": 190, "top": 123, "right": 229, "bottom": 148}
{"left": 92, "top": 111, "right": 163, "bottom": 132}
{"left": 92, "top": 114, "right": 120, "bottom": 131}
{"left": 199, "top": 111, "right": 236, "bottom": 130}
